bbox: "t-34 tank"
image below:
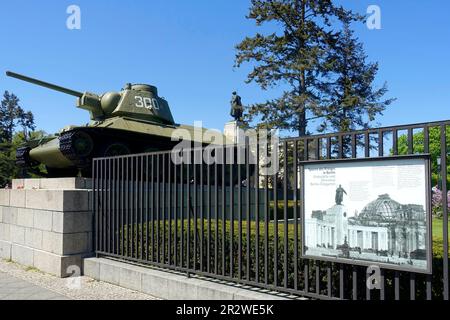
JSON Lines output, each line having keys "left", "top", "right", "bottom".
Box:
{"left": 7, "top": 71, "right": 217, "bottom": 177}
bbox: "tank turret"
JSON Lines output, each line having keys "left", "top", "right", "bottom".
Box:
{"left": 6, "top": 71, "right": 175, "bottom": 124}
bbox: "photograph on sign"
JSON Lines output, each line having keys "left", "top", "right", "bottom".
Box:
{"left": 302, "top": 156, "right": 431, "bottom": 273}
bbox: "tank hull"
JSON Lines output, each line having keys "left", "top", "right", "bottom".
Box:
{"left": 20, "top": 116, "right": 231, "bottom": 177}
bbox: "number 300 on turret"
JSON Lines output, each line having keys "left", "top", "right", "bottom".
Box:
{"left": 135, "top": 96, "right": 160, "bottom": 110}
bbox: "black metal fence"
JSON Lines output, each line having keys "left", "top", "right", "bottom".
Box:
{"left": 93, "top": 119, "right": 449, "bottom": 300}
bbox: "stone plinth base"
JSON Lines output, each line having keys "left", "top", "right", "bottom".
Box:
{"left": 0, "top": 178, "right": 93, "bottom": 278}
{"left": 224, "top": 120, "right": 248, "bottom": 144}
{"left": 84, "top": 258, "right": 299, "bottom": 300}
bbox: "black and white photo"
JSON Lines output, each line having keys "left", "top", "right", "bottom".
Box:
{"left": 302, "top": 156, "right": 432, "bottom": 273}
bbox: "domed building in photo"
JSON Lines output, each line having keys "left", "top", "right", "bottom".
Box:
{"left": 305, "top": 194, "right": 427, "bottom": 265}
{"left": 347, "top": 194, "right": 427, "bottom": 259}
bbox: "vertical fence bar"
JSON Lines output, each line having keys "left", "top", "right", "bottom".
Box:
{"left": 441, "top": 125, "right": 449, "bottom": 300}
{"left": 168, "top": 153, "right": 172, "bottom": 266}
{"left": 207, "top": 160, "right": 211, "bottom": 274}
{"left": 193, "top": 152, "right": 197, "bottom": 270}
{"left": 408, "top": 128, "right": 414, "bottom": 154}
{"left": 94, "top": 160, "right": 98, "bottom": 254}
{"left": 339, "top": 265, "right": 344, "bottom": 299}
{"left": 125, "top": 158, "right": 129, "bottom": 257}
{"left": 424, "top": 126, "right": 432, "bottom": 299}
{"left": 187, "top": 155, "right": 191, "bottom": 270}
{"left": 134, "top": 157, "right": 138, "bottom": 259}
{"left": 222, "top": 146, "right": 226, "bottom": 276}
{"left": 162, "top": 154, "right": 166, "bottom": 264}
{"left": 293, "top": 141, "right": 298, "bottom": 291}
{"left": 200, "top": 150, "right": 204, "bottom": 272}
{"left": 246, "top": 141, "right": 251, "bottom": 282}
{"left": 156, "top": 155, "right": 160, "bottom": 263}
{"left": 379, "top": 130, "right": 384, "bottom": 157}
{"left": 273, "top": 168, "right": 278, "bottom": 287}
{"left": 392, "top": 129, "right": 398, "bottom": 156}
{"left": 255, "top": 139, "right": 260, "bottom": 284}
{"left": 174, "top": 158, "right": 178, "bottom": 267}
{"left": 264, "top": 159, "right": 269, "bottom": 285}
{"left": 180, "top": 159, "right": 184, "bottom": 268}
{"left": 230, "top": 155, "right": 234, "bottom": 278}
{"left": 116, "top": 158, "right": 120, "bottom": 256}
{"left": 214, "top": 157, "right": 218, "bottom": 275}
{"left": 364, "top": 133, "right": 370, "bottom": 158}
{"left": 351, "top": 134, "right": 357, "bottom": 158}
{"left": 145, "top": 156, "right": 149, "bottom": 261}
{"left": 129, "top": 157, "right": 134, "bottom": 258}
{"left": 140, "top": 156, "right": 144, "bottom": 261}
{"left": 108, "top": 158, "right": 112, "bottom": 254}
{"left": 151, "top": 155, "right": 155, "bottom": 262}
{"left": 283, "top": 141, "right": 288, "bottom": 288}
{"left": 303, "top": 138, "right": 309, "bottom": 293}
{"left": 111, "top": 158, "right": 115, "bottom": 256}
{"left": 102, "top": 159, "right": 106, "bottom": 254}
{"left": 120, "top": 157, "right": 124, "bottom": 257}
{"left": 238, "top": 146, "right": 242, "bottom": 280}
{"left": 193, "top": 154, "right": 197, "bottom": 270}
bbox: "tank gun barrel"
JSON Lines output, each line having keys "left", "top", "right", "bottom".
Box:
{"left": 6, "top": 71, "right": 84, "bottom": 98}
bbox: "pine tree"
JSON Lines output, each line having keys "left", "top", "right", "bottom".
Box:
{"left": 0, "top": 91, "right": 35, "bottom": 143}
{"left": 317, "top": 21, "right": 395, "bottom": 133}
{"left": 0, "top": 91, "right": 36, "bottom": 187}
{"left": 0, "top": 91, "right": 21, "bottom": 143}
{"left": 235, "top": 0, "right": 362, "bottom": 136}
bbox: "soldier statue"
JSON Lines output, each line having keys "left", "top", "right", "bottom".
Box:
{"left": 335, "top": 184, "right": 347, "bottom": 205}
{"left": 230, "top": 91, "right": 244, "bottom": 121}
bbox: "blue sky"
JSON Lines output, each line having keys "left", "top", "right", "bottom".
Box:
{"left": 0, "top": 0, "right": 449, "bottom": 136}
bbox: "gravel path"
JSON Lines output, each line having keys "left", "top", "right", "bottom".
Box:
{"left": 0, "top": 259, "right": 159, "bottom": 300}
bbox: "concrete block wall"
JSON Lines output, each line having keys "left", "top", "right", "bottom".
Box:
{"left": 0, "top": 178, "right": 93, "bottom": 277}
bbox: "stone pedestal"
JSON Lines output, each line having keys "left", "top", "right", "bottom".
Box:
{"left": 224, "top": 120, "right": 247, "bottom": 144}
{"left": 0, "top": 178, "right": 93, "bottom": 278}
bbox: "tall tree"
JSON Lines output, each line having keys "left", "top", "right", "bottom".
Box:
{"left": 235, "top": 0, "right": 362, "bottom": 136}
{"left": 317, "top": 21, "right": 395, "bottom": 133}
{"left": 0, "top": 91, "right": 35, "bottom": 143}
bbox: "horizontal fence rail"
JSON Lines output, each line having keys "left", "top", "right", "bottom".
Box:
{"left": 93, "top": 119, "right": 450, "bottom": 300}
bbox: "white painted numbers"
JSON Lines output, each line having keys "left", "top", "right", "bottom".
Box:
{"left": 367, "top": 5, "right": 382, "bottom": 30}
{"left": 135, "top": 96, "right": 160, "bottom": 110}
{"left": 66, "top": 5, "right": 81, "bottom": 30}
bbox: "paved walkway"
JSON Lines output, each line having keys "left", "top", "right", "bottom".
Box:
{"left": 0, "top": 259, "right": 158, "bottom": 300}
{"left": 0, "top": 271, "right": 69, "bottom": 300}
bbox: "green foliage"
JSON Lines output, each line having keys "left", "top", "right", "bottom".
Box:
{"left": 318, "top": 21, "right": 395, "bottom": 133}
{"left": 235, "top": 0, "right": 392, "bottom": 136}
{"left": 396, "top": 126, "right": 450, "bottom": 186}
{"left": 0, "top": 90, "right": 41, "bottom": 187}
{"left": 0, "top": 131, "right": 47, "bottom": 187}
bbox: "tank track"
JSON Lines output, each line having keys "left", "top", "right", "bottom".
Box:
{"left": 59, "top": 130, "right": 91, "bottom": 168}
{"left": 16, "top": 147, "right": 35, "bottom": 168}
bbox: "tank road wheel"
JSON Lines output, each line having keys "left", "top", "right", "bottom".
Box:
{"left": 101, "top": 143, "right": 131, "bottom": 157}
{"left": 71, "top": 131, "right": 94, "bottom": 157}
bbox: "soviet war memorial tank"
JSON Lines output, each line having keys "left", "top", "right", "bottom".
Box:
{"left": 7, "top": 71, "right": 217, "bottom": 177}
